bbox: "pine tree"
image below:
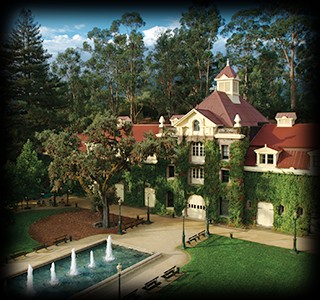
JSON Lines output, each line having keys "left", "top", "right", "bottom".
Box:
{"left": 4, "top": 8, "right": 65, "bottom": 160}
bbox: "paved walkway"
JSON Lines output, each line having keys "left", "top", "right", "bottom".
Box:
{"left": 2, "top": 197, "right": 319, "bottom": 299}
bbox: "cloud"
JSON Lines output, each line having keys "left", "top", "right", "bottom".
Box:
{"left": 43, "top": 34, "right": 92, "bottom": 61}
{"left": 142, "top": 26, "right": 171, "bottom": 49}
{"left": 74, "top": 24, "right": 86, "bottom": 30}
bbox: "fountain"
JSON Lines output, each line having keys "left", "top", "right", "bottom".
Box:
{"left": 88, "top": 250, "right": 95, "bottom": 268}
{"left": 69, "top": 248, "right": 78, "bottom": 276}
{"left": 50, "top": 262, "right": 59, "bottom": 286}
{"left": 26, "top": 264, "right": 34, "bottom": 295}
{"left": 105, "top": 235, "right": 115, "bottom": 262}
{"left": 6, "top": 237, "right": 154, "bottom": 299}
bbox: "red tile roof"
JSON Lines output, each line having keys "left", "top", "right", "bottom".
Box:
{"left": 215, "top": 65, "right": 238, "bottom": 79}
{"left": 250, "top": 123, "right": 319, "bottom": 148}
{"left": 77, "top": 124, "right": 161, "bottom": 152}
{"left": 195, "top": 91, "right": 268, "bottom": 127}
{"left": 245, "top": 123, "right": 320, "bottom": 170}
{"left": 131, "top": 124, "right": 160, "bottom": 142}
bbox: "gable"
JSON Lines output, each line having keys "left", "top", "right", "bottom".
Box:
{"left": 173, "top": 109, "right": 218, "bottom": 128}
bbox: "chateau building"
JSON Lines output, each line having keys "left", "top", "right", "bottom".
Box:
{"left": 94, "top": 62, "right": 318, "bottom": 234}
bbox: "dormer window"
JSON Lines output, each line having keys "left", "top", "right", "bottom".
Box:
{"left": 259, "top": 154, "right": 274, "bottom": 164}
{"left": 193, "top": 120, "right": 200, "bottom": 131}
{"left": 254, "top": 144, "right": 282, "bottom": 168}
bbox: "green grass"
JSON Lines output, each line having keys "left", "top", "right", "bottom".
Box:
{"left": 156, "top": 235, "right": 317, "bottom": 297}
{"left": 4, "top": 208, "right": 78, "bottom": 255}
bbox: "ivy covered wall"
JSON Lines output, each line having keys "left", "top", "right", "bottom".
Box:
{"left": 121, "top": 137, "right": 317, "bottom": 235}
{"left": 244, "top": 172, "right": 318, "bottom": 235}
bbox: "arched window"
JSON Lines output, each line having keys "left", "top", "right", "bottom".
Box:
{"left": 193, "top": 120, "right": 200, "bottom": 131}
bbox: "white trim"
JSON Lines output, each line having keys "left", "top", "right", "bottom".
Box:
{"left": 244, "top": 166, "right": 310, "bottom": 175}
{"left": 214, "top": 133, "right": 245, "bottom": 139}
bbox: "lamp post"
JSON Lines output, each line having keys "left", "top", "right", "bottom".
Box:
{"left": 292, "top": 212, "right": 298, "bottom": 254}
{"left": 116, "top": 263, "right": 122, "bottom": 300}
{"left": 118, "top": 199, "right": 123, "bottom": 235}
{"left": 146, "top": 194, "right": 151, "bottom": 224}
{"left": 181, "top": 208, "right": 186, "bottom": 249}
{"left": 205, "top": 200, "right": 210, "bottom": 237}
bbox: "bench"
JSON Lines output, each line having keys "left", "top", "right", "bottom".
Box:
{"left": 198, "top": 230, "right": 206, "bottom": 238}
{"left": 161, "top": 266, "right": 178, "bottom": 280}
{"left": 9, "top": 250, "right": 28, "bottom": 261}
{"left": 187, "top": 234, "right": 199, "bottom": 244}
{"left": 122, "top": 289, "right": 140, "bottom": 299}
{"left": 124, "top": 218, "right": 145, "bottom": 231}
{"left": 142, "top": 276, "right": 161, "bottom": 291}
{"left": 54, "top": 234, "right": 68, "bottom": 245}
{"left": 33, "top": 243, "right": 47, "bottom": 252}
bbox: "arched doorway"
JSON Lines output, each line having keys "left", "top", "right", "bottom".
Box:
{"left": 187, "top": 195, "right": 206, "bottom": 220}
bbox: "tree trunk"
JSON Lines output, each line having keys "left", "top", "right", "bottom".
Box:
{"left": 102, "top": 193, "right": 110, "bottom": 228}
{"left": 290, "top": 47, "right": 295, "bottom": 110}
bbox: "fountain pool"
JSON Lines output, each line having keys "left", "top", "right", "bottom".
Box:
{"left": 4, "top": 237, "right": 153, "bottom": 299}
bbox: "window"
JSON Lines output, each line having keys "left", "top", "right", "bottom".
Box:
{"left": 313, "top": 155, "right": 320, "bottom": 168}
{"left": 193, "top": 120, "right": 200, "bottom": 131}
{"left": 225, "top": 82, "right": 230, "bottom": 92}
{"left": 233, "top": 82, "right": 239, "bottom": 93}
{"left": 219, "top": 197, "right": 229, "bottom": 216}
{"left": 167, "top": 165, "right": 175, "bottom": 178}
{"left": 221, "top": 169, "right": 229, "bottom": 183}
{"left": 277, "top": 205, "right": 284, "bottom": 215}
{"left": 297, "top": 207, "right": 304, "bottom": 217}
{"left": 254, "top": 146, "right": 280, "bottom": 168}
{"left": 259, "top": 154, "right": 274, "bottom": 165}
{"left": 192, "top": 168, "right": 204, "bottom": 179}
{"left": 221, "top": 145, "right": 229, "bottom": 159}
{"left": 166, "top": 191, "right": 174, "bottom": 207}
{"left": 190, "top": 167, "right": 204, "bottom": 185}
{"left": 192, "top": 142, "right": 204, "bottom": 157}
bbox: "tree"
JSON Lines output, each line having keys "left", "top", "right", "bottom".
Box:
{"left": 119, "top": 12, "right": 146, "bottom": 123}
{"left": 146, "top": 28, "right": 186, "bottom": 118}
{"left": 261, "top": 3, "right": 314, "bottom": 110}
{"left": 222, "top": 8, "right": 265, "bottom": 100}
{"left": 37, "top": 111, "right": 136, "bottom": 228}
{"left": 83, "top": 12, "right": 146, "bottom": 123}
{"left": 178, "top": 1, "right": 222, "bottom": 104}
{"left": 51, "top": 48, "right": 85, "bottom": 122}
{"left": 5, "top": 139, "right": 46, "bottom": 206}
{"left": 4, "top": 8, "right": 65, "bottom": 160}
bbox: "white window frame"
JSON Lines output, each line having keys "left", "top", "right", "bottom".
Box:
{"left": 190, "top": 167, "right": 204, "bottom": 185}
{"left": 254, "top": 145, "right": 281, "bottom": 168}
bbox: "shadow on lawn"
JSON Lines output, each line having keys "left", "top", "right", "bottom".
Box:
{"left": 193, "top": 234, "right": 243, "bottom": 248}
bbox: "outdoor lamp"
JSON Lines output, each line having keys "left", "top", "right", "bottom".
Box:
{"left": 292, "top": 212, "right": 298, "bottom": 254}
{"left": 117, "top": 263, "right": 122, "bottom": 300}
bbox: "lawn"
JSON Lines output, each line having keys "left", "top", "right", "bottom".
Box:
{"left": 3, "top": 208, "right": 77, "bottom": 256}
{"left": 156, "top": 235, "right": 317, "bottom": 297}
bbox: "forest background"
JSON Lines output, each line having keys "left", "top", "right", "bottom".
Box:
{"left": 0, "top": 1, "right": 319, "bottom": 214}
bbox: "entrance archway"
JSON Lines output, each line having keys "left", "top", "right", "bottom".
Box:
{"left": 187, "top": 195, "right": 206, "bottom": 220}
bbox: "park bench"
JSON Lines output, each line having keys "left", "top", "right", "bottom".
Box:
{"left": 161, "top": 266, "right": 178, "bottom": 280}
{"left": 122, "top": 289, "right": 140, "bottom": 299}
{"left": 8, "top": 250, "right": 28, "bottom": 261}
{"left": 33, "top": 243, "right": 47, "bottom": 252}
{"left": 124, "top": 218, "right": 145, "bottom": 231}
{"left": 142, "top": 276, "right": 161, "bottom": 291}
{"left": 53, "top": 234, "right": 68, "bottom": 245}
{"left": 198, "top": 230, "right": 206, "bottom": 239}
{"left": 187, "top": 234, "right": 199, "bottom": 245}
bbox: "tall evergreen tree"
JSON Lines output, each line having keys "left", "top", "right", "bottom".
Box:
{"left": 4, "top": 8, "right": 64, "bottom": 159}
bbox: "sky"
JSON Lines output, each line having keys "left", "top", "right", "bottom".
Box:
{"left": 4, "top": 1, "right": 257, "bottom": 62}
